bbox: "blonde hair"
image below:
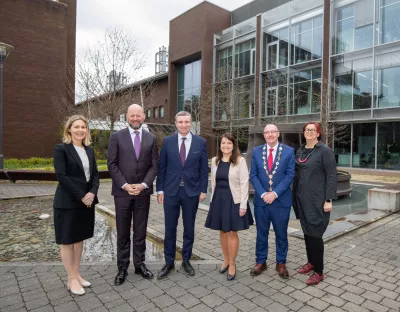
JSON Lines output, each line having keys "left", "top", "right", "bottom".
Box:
{"left": 62, "top": 115, "right": 92, "bottom": 146}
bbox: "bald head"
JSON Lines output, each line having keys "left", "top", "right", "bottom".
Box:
{"left": 126, "top": 104, "right": 145, "bottom": 130}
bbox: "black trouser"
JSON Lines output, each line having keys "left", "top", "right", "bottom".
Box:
{"left": 304, "top": 234, "right": 324, "bottom": 275}
{"left": 115, "top": 195, "right": 150, "bottom": 269}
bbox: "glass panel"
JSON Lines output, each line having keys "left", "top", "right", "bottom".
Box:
{"left": 352, "top": 123, "right": 376, "bottom": 168}
{"left": 381, "top": 2, "right": 400, "bottom": 44}
{"left": 294, "top": 81, "right": 311, "bottom": 114}
{"left": 334, "top": 124, "right": 351, "bottom": 167}
{"left": 178, "top": 95, "right": 184, "bottom": 112}
{"left": 295, "top": 31, "right": 312, "bottom": 63}
{"left": 268, "top": 44, "right": 278, "bottom": 70}
{"left": 184, "top": 63, "right": 193, "bottom": 91}
{"left": 267, "top": 88, "right": 277, "bottom": 116}
{"left": 278, "top": 86, "right": 287, "bottom": 115}
{"left": 377, "top": 66, "right": 400, "bottom": 108}
{"left": 355, "top": 24, "right": 373, "bottom": 50}
{"left": 336, "top": 18, "right": 354, "bottom": 53}
{"left": 353, "top": 71, "right": 372, "bottom": 109}
{"left": 311, "top": 80, "right": 321, "bottom": 112}
{"left": 337, "top": 5, "right": 354, "bottom": 21}
{"left": 279, "top": 40, "right": 289, "bottom": 67}
{"left": 312, "top": 27, "right": 323, "bottom": 60}
{"left": 160, "top": 106, "right": 164, "bottom": 118}
{"left": 335, "top": 74, "right": 353, "bottom": 111}
{"left": 377, "top": 122, "right": 400, "bottom": 170}
{"left": 314, "top": 15, "right": 323, "bottom": 28}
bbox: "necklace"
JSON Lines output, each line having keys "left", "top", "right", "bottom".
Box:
{"left": 298, "top": 147, "right": 316, "bottom": 163}
{"left": 262, "top": 144, "right": 283, "bottom": 191}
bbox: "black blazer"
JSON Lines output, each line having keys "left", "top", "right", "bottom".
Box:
{"left": 53, "top": 143, "right": 99, "bottom": 209}
{"left": 107, "top": 128, "right": 158, "bottom": 197}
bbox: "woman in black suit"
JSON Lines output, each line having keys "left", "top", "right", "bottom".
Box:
{"left": 53, "top": 115, "right": 99, "bottom": 295}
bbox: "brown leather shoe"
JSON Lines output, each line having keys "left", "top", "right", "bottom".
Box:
{"left": 276, "top": 263, "right": 289, "bottom": 279}
{"left": 250, "top": 263, "right": 266, "bottom": 276}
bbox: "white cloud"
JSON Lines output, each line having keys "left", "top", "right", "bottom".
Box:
{"left": 76, "top": 0, "right": 253, "bottom": 79}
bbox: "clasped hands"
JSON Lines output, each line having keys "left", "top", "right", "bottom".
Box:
{"left": 81, "top": 192, "right": 95, "bottom": 208}
{"left": 262, "top": 192, "right": 277, "bottom": 205}
{"left": 123, "top": 184, "right": 145, "bottom": 196}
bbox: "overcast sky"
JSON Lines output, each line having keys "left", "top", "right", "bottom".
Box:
{"left": 76, "top": 0, "right": 253, "bottom": 80}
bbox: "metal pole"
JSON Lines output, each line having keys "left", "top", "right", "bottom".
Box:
{"left": 0, "top": 61, "right": 3, "bottom": 169}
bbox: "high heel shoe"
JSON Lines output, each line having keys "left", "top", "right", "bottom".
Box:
{"left": 79, "top": 279, "right": 91, "bottom": 287}
{"left": 67, "top": 283, "right": 85, "bottom": 295}
{"left": 227, "top": 272, "right": 236, "bottom": 281}
{"left": 219, "top": 265, "right": 229, "bottom": 274}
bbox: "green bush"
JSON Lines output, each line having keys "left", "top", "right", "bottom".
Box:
{"left": 4, "top": 157, "right": 107, "bottom": 170}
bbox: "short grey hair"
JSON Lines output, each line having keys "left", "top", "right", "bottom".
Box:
{"left": 175, "top": 111, "right": 192, "bottom": 121}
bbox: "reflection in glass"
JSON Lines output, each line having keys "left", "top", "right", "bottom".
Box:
{"left": 235, "top": 39, "right": 255, "bottom": 77}
{"left": 377, "top": 122, "right": 400, "bottom": 170}
{"left": 376, "top": 66, "right": 400, "bottom": 108}
{"left": 355, "top": 24, "right": 373, "bottom": 50}
{"left": 336, "top": 17, "right": 354, "bottom": 53}
{"left": 352, "top": 123, "right": 376, "bottom": 168}
{"left": 335, "top": 74, "right": 353, "bottom": 111}
{"left": 381, "top": 1, "right": 400, "bottom": 44}
{"left": 177, "top": 59, "right": 202, "bottom": 115}
{"left": 353, "top": 71, "right": 372, "bottom": 109}
{"left": 334, "top": 124, "right": 351, "bottom": 167}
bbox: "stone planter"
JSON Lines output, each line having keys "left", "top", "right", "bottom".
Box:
{"left": 337, "top": 170, "right": 353, "bottom": 197}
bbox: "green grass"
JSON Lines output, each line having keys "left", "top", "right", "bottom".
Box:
{"left": 4, "top": 158, "right": 107, "bottom": 171}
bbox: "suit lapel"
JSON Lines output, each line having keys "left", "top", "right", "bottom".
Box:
{"left": 173, "top": 134, "right": 182, "bottom": 167}
{"left": 65, "top": 143, "right": 84, "bottom": 174}
{"left": 124, "top": 128, "right": 137, "bottom": 161}
{"left": 85, "top": 146, "right": 93, "bottom": 178}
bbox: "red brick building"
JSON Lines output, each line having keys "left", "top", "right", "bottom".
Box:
{"left": 0, "top": 0, "right": 76, "bottom": 158}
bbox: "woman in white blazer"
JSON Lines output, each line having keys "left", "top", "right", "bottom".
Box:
{"left": 205, "top": 133, "right": 252, "bottom": 281}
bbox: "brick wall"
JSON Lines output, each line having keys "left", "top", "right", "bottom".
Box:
{"left": 0, "top": 0, "right": 76, "bottom": 158}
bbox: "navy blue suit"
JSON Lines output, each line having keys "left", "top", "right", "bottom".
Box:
{"left": 156, "top": 133, "right": 208, "bottom": 264}
{"left": 250, "top": 143, "right": 295, "bottom": 264}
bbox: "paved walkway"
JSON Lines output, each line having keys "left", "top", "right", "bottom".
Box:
{"left": 1, "top": 182, "right": 400, "bottom": 311}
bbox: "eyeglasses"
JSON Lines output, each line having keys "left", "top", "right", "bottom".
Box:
{"left": 264, "top": 130, "right": 279, "bottom": 135}
{"left": 304, "top": 129, "right": 317, "bottom": 133}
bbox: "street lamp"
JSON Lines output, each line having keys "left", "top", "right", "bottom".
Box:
{"left": 0, "top": 42, "right": 14, "bottom": 169}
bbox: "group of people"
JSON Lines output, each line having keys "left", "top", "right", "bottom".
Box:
{"left": 53, "top": 104, "right": 337, "bottom": 296}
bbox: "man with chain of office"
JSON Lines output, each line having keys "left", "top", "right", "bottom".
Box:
{"left": 249, "top": 124, "right": 295, "bottom": 279}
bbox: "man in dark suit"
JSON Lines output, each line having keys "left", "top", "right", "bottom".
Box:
{"left": 249, "top": 124, "right": 295, "bottom": 279}
{"left": 156, "top": 111, "right": 208, "bottom": 279}
{"left": 107, "top": 104, "right": 158, "bottom": 285}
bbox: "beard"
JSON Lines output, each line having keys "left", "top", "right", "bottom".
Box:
{"left": 129, "top": 121, "right": 142, "bottom": 130}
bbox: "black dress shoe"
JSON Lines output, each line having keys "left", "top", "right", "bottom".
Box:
{"left": 114, "top": 268, "right": 128, "bottom": 286}
{"left": 219, "top": 265, "right": 229, "bottom": 274}
{"left": 181, "top": 261, "right": 195, "bottom": 276}
{"left": 157, "top": 264, "right": 175, "bottom": 280}
{"left": 227, "top": 272, "right": 236, "bottom": 281}
{"left": 135, "top": 264, "right": 154, "bottom": 279}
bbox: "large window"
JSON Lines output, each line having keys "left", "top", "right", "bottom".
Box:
{"left": 291, "top": 15, "right": 323, "bottom": 64}
{"left": 235, "top": 39, "right": 256, "bottom": 77}
{"left": 334, "top": 1, "right": 373, "bottom": 54}
{"left": 217, "top": 47, "right": 232, "bottom": 81}
{"left": 160, "top": 106, "right": 164, "bottom": 118}
{"left": 265, "top": 27, "right": 289, "bottom": 70}
{"left": 352, "top": 123, "right": 376, "bottom": 168}
{"left": 264, "top": 70, "right": 289, "bottom": 116}
{"left": 290, "top": 68, "right": 321, "bottom": 114}
{"left": 177, "top": 59, "right": 201, "bottom": 115}
{"left": 333, "top": 57, "right": 374, "bottom": 111}
{"left": 377, "top": 122, "right": 400, "bottom": 170}
{"left": 234, "top": 81, "right": 255, "bottom": 119}
{"left": 334, "top": 124, "right": 352, "bottom": 167}
{"left": 379, "top": 0, "right": 400, "bottom": 44}
{"left": 376, "top": 66, "right": 400, "bottom": 108}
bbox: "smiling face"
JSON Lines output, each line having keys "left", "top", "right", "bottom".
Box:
{"left": 69, "top": 120, "right": 87, "bottom": 144}
{"left": 263, "top": 124, "right": 280, "bottom": 147}
{"left": 127, "top": 104, "right": 145, "bottom": 130}
{"left": 220, "top": 137, "right": 234, "bottom": 156}
{"left": 175, "top": 115, "right": 192, "bottom": 136}
{"left": 304, "top": 124, "right": 320, "bottom": 142}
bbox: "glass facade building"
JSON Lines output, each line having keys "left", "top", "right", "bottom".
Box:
{"left": 211, "top": 0, "right": 400, "bottom": 170}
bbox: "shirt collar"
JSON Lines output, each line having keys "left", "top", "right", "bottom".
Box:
{"left": 178, "top": 132, "right": 192, "bottom": 142}
{"left": 267, "top": 142, "right": 279, "bottom": 150}
{"left": 129, "top": 126, "right": 142, "bottom": 136}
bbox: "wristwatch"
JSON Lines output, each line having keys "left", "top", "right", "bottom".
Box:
{"left": 325, "top": 199, "right": 332, "bottom": 203}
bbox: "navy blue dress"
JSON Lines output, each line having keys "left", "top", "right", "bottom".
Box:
{"left": 205, "top": 161, "right": 250, "bottom": 232}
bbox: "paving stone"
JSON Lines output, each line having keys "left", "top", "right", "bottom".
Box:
{"left": 251, "top": 294, "right": 273, "bottom": 307}
{"left": 244, "top": 290, "right": 259, "bottom": 299}
{"left": 25, "top": 297, "right": 50, "bottom": 311}
{"left": 298, "top": 306, "right": 320, "bottom": 312}
{"left": 162, "top": 303, "right": 189, "bottom": 312}
{"left": 151, "top": 294, "right": 176, "bottom": 309}
{"left": 176, "top": 293, "right": 200, "bottom": 309}
{"left": 378, "top": 288, "right": 398, "bottom": 300}
{"left": 136, "top": 302, "right": 156, "bottom": 312}
{"left": 381, "top": 298, "right": 400, "bottom": 310}
{"left": 109, "top": 303, "right": 135, "bottom": 312}
{"left": 358, "top": 281, "right": 381, "bottom": 292}
{"left": 200, "top": 293, "right": 224, "bottom": 309}
{"left": 127, "top": 294, "right": 151, "bottom": 309}
{"left": 75, "top": 297, "right": 103, "bottom": 312}
{"left": 53, "top": 301, "right": 80, "bottom": 312}
{"left": 214, "top": 302, "right": 238, "bottom": 312}
{"left": 374, "top": 279, "right": 397, "bottom": 291}
{"left": 325, "top": 285, "right": 345, "bottom": 296}
{"left": 188, "top": 285, "right": 211, "bottom": 298}
{"left": 289, "top": 290, "right": 313, "bottom": 303}
{"left": 141, "top": 285, "right": 164, "bottom": 299}
{"left": 30, "top": 305, "right": 54, "bottom": 312}
{"left": 307, "top": 298, "right": 330, "bottom": 311}
{"left": 321, "top": 294, "right": 346, "bottom": 307}
{"left": 97, "top": 289, "right": 121, "bottom": 303}
{"left": 342, "top": 302, "right": 370, "bottom": 312}
{"left": 0, "top": 294, "right": 23, "bottom": 309}
{"left": 265, "top": 301, "right": 289, "bottom": 312}
{"left": 212, "top": 285, "right": 236, "bottom": 299}
{"left": 119, "top": 287, "right": 142, "bottom": 300}
{"left": 288, "top": 300, "right": 305, "bottom": 311}
{"left": 188, "top": 303, "right": 213, "bottom": 312}
{"left": 324, "top": 307, "right": 346, "bottom": 312}
{"left": 361, "top": 300, "right": 390, "bottom": 312}
{"left": 233, "top": 298, "right": 258, "bottom": 312}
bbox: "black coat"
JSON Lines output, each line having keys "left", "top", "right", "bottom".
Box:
{"left": 293, "top": 142, "right": 337, "bottom": 237}
{"left": 53, "top": 143, "right": 99, "bottom": 209}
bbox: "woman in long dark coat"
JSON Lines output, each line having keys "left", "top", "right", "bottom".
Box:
{"left": 53, "top": 115, "right": 99, "bottom": 295}
{"left": 293, "top": 122, "right": 337, "bottom": 285}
